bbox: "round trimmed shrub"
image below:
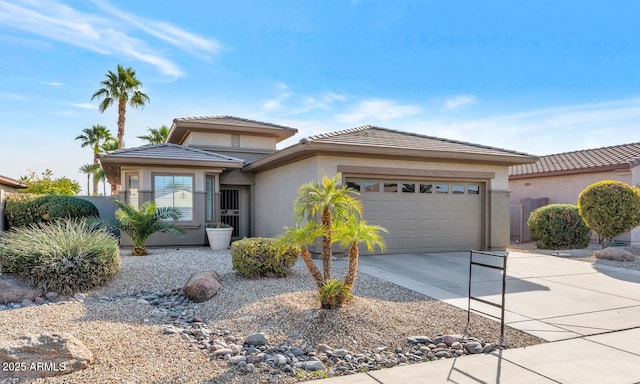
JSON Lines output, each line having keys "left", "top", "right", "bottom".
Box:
{"left": 4, "top": 194, "right": 99, "bottom": 228}
{"left": 231, "top": 237, "right": 299, "bottom": 278}
{"left": 578, "top": 180, "right": 640, "bottom": 243}
{"left": 527, "top": 204, "right": 591, "bottom": 250}
{"left": 0, "top": 219, "right": 120, "bottom": 294}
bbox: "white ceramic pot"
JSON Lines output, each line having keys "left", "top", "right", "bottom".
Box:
{"left": 205, "top": 227, "right": 233, "bottom": 250}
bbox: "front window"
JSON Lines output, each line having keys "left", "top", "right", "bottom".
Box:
{"left": 154, "top": 174, "right": 193, "bottom": 221}
{"left": 127, "top": 173, "right": 139, "bottom": 209}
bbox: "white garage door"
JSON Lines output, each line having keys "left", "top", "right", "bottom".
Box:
{"left": 346, "top": 179, "right": 483, "bottom": 254}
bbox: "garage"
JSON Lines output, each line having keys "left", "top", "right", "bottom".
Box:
{"left": 346, "top": 178, "right": 483, "bottom": 253}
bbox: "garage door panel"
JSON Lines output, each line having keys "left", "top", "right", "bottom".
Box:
{"left": 357, "top": 178, "right": 482, "bottom": 254}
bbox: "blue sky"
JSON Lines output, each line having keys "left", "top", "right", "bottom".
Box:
{"left": 1, "top": 1, "right": 640, "bottom": 194}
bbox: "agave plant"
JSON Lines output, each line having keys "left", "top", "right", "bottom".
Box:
{"left": 112, "top": 200, "right": 185, "bottom": 256}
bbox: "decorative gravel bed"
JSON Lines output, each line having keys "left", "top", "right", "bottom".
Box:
{"left": 508, "top": 242, "right": 640, "bottom": 271}
{"left": 0, "top": 247, "right": 544, "bottom": 383}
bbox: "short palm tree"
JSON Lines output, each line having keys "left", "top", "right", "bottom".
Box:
{"left": 335, "top": 216, "right": 387, "bottom": 289}
{"left": 75, "top": 124, "right": 115, "bottom": 195}
{"left": 280, "top": 222, "right": 325, "bottom": 289}
{"left": 137, "top": 125, "right": 169, "bottom": 144}
{"left": 113, "top": 200, "right": 185, "bottom": 256}
{"left": 294, "top": 173, "right": 362, "bottom": 281}
{"left": 92, "top": 65, "right": 150, "bottom": 150}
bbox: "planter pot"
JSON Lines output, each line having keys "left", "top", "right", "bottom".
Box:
{"left": 206, "top": 227, "right": 233, "bottom": 251}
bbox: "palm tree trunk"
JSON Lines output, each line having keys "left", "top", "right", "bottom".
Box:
{"left": 321, "top": 208, "right": 332, "bottom": 280}
{"left": 344, "top": 244, "right": 359, "bottom": 288}
{"left": 300, "top": 247, "right": 324, "bottom": 288}
{"left": 92, "top": 155, "right": 99, "bottom": 196}
{"left": 117, "top": 97, "right": 126, "bottom": 150}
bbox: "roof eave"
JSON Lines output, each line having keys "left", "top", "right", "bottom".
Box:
{"left": 245, "top": 142, "right": 538, "bottom": 172}
{"left": 0, "top": 175, "right": 26, "bottom": 188}
{"left": 167, "top": 120, "right": 298, "bottom": 145}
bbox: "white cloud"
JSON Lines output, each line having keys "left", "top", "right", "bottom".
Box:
{"left": 44, "top": 81, "right": 63, "bottom": 86}
{"left": 404, "top": 97, "right": 640, "bottom": 156}
{"left": 0, "top": 91, "right": 27, "bottom": 101}
{"left": 337, "top": 99, "right": 421, "bottom": 124}
{"left": 66, "top": 102, "right": 96, "bottom": 109}
{"left": 0, "top": 0, "right": 221, "bottom": 77}
{"left": 442, "top": 94, "right": 478, "bottom": 111}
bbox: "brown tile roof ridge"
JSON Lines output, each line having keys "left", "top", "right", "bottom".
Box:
{"left": 301, "top": 124, "right": 535, "bottom": 157}
{"left": 172, "top": 115, "right": 297, "bottom": 131}
{"left": 509, "top": 141, "right": 640, "bottom": 176}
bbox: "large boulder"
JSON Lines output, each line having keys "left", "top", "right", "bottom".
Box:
{"left": 594, "top": 248, "right": 636, "bottom": 262}
{"left": 0, "top": 333, "right": 93, "bottom": 378}
{"left": 183, "top": 270, "right": 221, "bottom": 302}
{"left": 0, "top": 274, "right": 43, "bottom": 304}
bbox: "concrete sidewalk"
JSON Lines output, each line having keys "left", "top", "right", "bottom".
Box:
{"left": 310, "top": 251, "right": 640, "bottom": 383}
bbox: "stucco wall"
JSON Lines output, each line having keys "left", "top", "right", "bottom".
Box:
{"left": 509, "top": 168, "right": 640, "bottom": 245}
{"left": 183, "top": 132, "right": 276, "bottom": 150}
{"left": 509, "top": 169, "right": 632, "bottom": 205}
{"left": 0, "top": 185, "right": 20, "bottom": 233}
{"left": 255, "top": 155, "right": 511, "bottom": 250}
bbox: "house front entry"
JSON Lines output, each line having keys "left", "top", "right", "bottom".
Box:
{"left": 220, "top": 185, "right": 250, "bottom": 240}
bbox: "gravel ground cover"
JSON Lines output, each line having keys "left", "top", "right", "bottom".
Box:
{"left": 1, "top": 247, "right": 544, "bottom": 383}
{"left": 508, "top": 242, "right": 640, "bottom": 271}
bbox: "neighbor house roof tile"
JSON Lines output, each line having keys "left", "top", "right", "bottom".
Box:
{"left": 509, "top": 142, "right": 640, "bottom": 177}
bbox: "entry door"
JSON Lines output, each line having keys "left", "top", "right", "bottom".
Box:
{"left": 220, "top": 188, "right": 240, "bottom": 238}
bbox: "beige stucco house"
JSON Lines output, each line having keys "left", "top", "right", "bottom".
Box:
{"left": 100, "top": 116, "right": 537, "bottom": 254}
{"left": 0, "top": 175, "right": 26, "bottom": 232}
{"left": 509, "top": 142, "right": 640, "bottom": 245}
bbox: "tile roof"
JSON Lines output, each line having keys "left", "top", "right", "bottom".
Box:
{"left": 509, "top": 142, "right": 640, "bottom": 177}
{"left": 0, "top": 174, "right": 25, "bottom": 188}
{"left": 301, "top": 125, "right": 535, "bottom": 158}
{"left": 173, "top": 115, "right": 297, "bottom": 131}
{"left": 101, "top": 143, "right": 244, "bottom": 163}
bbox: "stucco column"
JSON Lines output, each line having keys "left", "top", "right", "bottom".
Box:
{"left": 489, "top": 189, "right": 510, "bottom": 251}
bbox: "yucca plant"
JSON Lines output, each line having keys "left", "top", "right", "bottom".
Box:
{"left": 0, "top": 219, "right": 120, "bottom": 294}
{"left": 112, "top": 200, "right": 185, "bottom": 256}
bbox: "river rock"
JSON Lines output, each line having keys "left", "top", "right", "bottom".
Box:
{"left": 183, "top": 270, "right": 221, "bottom": 303}
{"left": 0, "top": 274, "right": 43, "bottom": 304}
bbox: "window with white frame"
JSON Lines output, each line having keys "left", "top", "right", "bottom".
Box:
{"left": 154, "top": 174, "right": 193, "bottom": 221}
{"left": 127, "top": 173, "right": 139, "bottom": 209}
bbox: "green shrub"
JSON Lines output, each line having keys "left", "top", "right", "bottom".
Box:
{"left": 319, "top": 279, "right": 352, "bottom": 309}
{"left": 578, "top": 180, "right": 640, "bottom": 247}
{"left": 0, "top": 219, "right": 120, "bottom": 295}
{"left": 231, "top": 237, "right": 299, "bottom": 278}
{"left": 4, "top": 194, "right": 99, "bottom": 228}
{"left": 527, "top": 204, "right": 591, "bottom": 250}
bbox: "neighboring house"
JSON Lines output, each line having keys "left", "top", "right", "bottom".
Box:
{"left": 100, "top": 116, "right": 537, "bottom": 254}
{"left": 509, "top": 143, "right": 640, "bottom": 245}
{"left": 0, "top": 175, "right": 26, "bottom": 232}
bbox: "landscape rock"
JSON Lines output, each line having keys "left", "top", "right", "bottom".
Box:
{"left": 465, "top": 341, "right": 483, "bottom": 354}
{"left": 0, "top": 274, "right": 43, "bottom": 304}
{"left": 244, "top": 332, "right": 268, "bottom": 346}
{"left": 0, "top": 333, "right": 93, "bottom": 378}
{"left": 182, "top": 270, "right": 221, "bottom": 303}
{"left": 594, "top": 248, "right": 636, "bottom": 262}
{"left": 302, "top": 360, "right": 326, "bottom": 371}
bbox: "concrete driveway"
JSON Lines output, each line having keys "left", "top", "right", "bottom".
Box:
{"left": 357, "top": 251, "right": 640, "bottom": 342}
{"left": 320, "top": 251, "right": 640, "bottom": 383}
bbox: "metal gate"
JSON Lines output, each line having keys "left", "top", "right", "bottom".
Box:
{"left": 220, "top": 188, "right": 240, "bottom": 238}
{"left": 510, "top": 204, "right": 523, "bottom": 243}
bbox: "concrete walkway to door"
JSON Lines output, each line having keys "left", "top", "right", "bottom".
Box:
{"left": 311, "top": 250, "right": 640, "bottom": 383}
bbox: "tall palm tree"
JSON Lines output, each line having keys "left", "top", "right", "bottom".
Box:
{"left": 100, "top": 139, "right": 119, "bottom": 195}
{"left": 112, "top": 200, "right": 185, "bottom": 256}
{"left": 335, "top": 215, "right": 387, "bottom": 289}
{"left": 79, "top": 163, "right": 101, "bottom": 195}
{"left": 92, "top": 64, "right": 150, "bottom": 150}
{"left": 137, "top": 125, "right": 169, "bottom": 144}
{"left": 75, "top": 124, "right": 115, "bottom": 195}
{"left": 294, "top": 173, "right": 362, "bottom": 281}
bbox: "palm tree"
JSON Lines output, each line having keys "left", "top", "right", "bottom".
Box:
{"left": 95, "top": 167, "right": 107, "bottom": 196}
{"left": 112, "top": 200, "right": 185, "bottom": 256}
{"left": 75, "top": 124, "right": 115, "bottom": 195}
{"left": 137, "top": 125, "right": 169, "bottom": 144}
{"left": 294, "top": 173, "right": 362, "bottom": 281}
{"left": 92, "top": 64, "right": 150, "bottom": 150}
{"left": 79, "top": 163, "right": 101, "bottom": 196}
{"left": 99, "top": 139, "right": 119, "bottom": 195}
{"left": 335, "top": 215, "right": 387, "bottom": 289}
{"left": 280, "top": 222, "right": 325, "bottom": 289}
